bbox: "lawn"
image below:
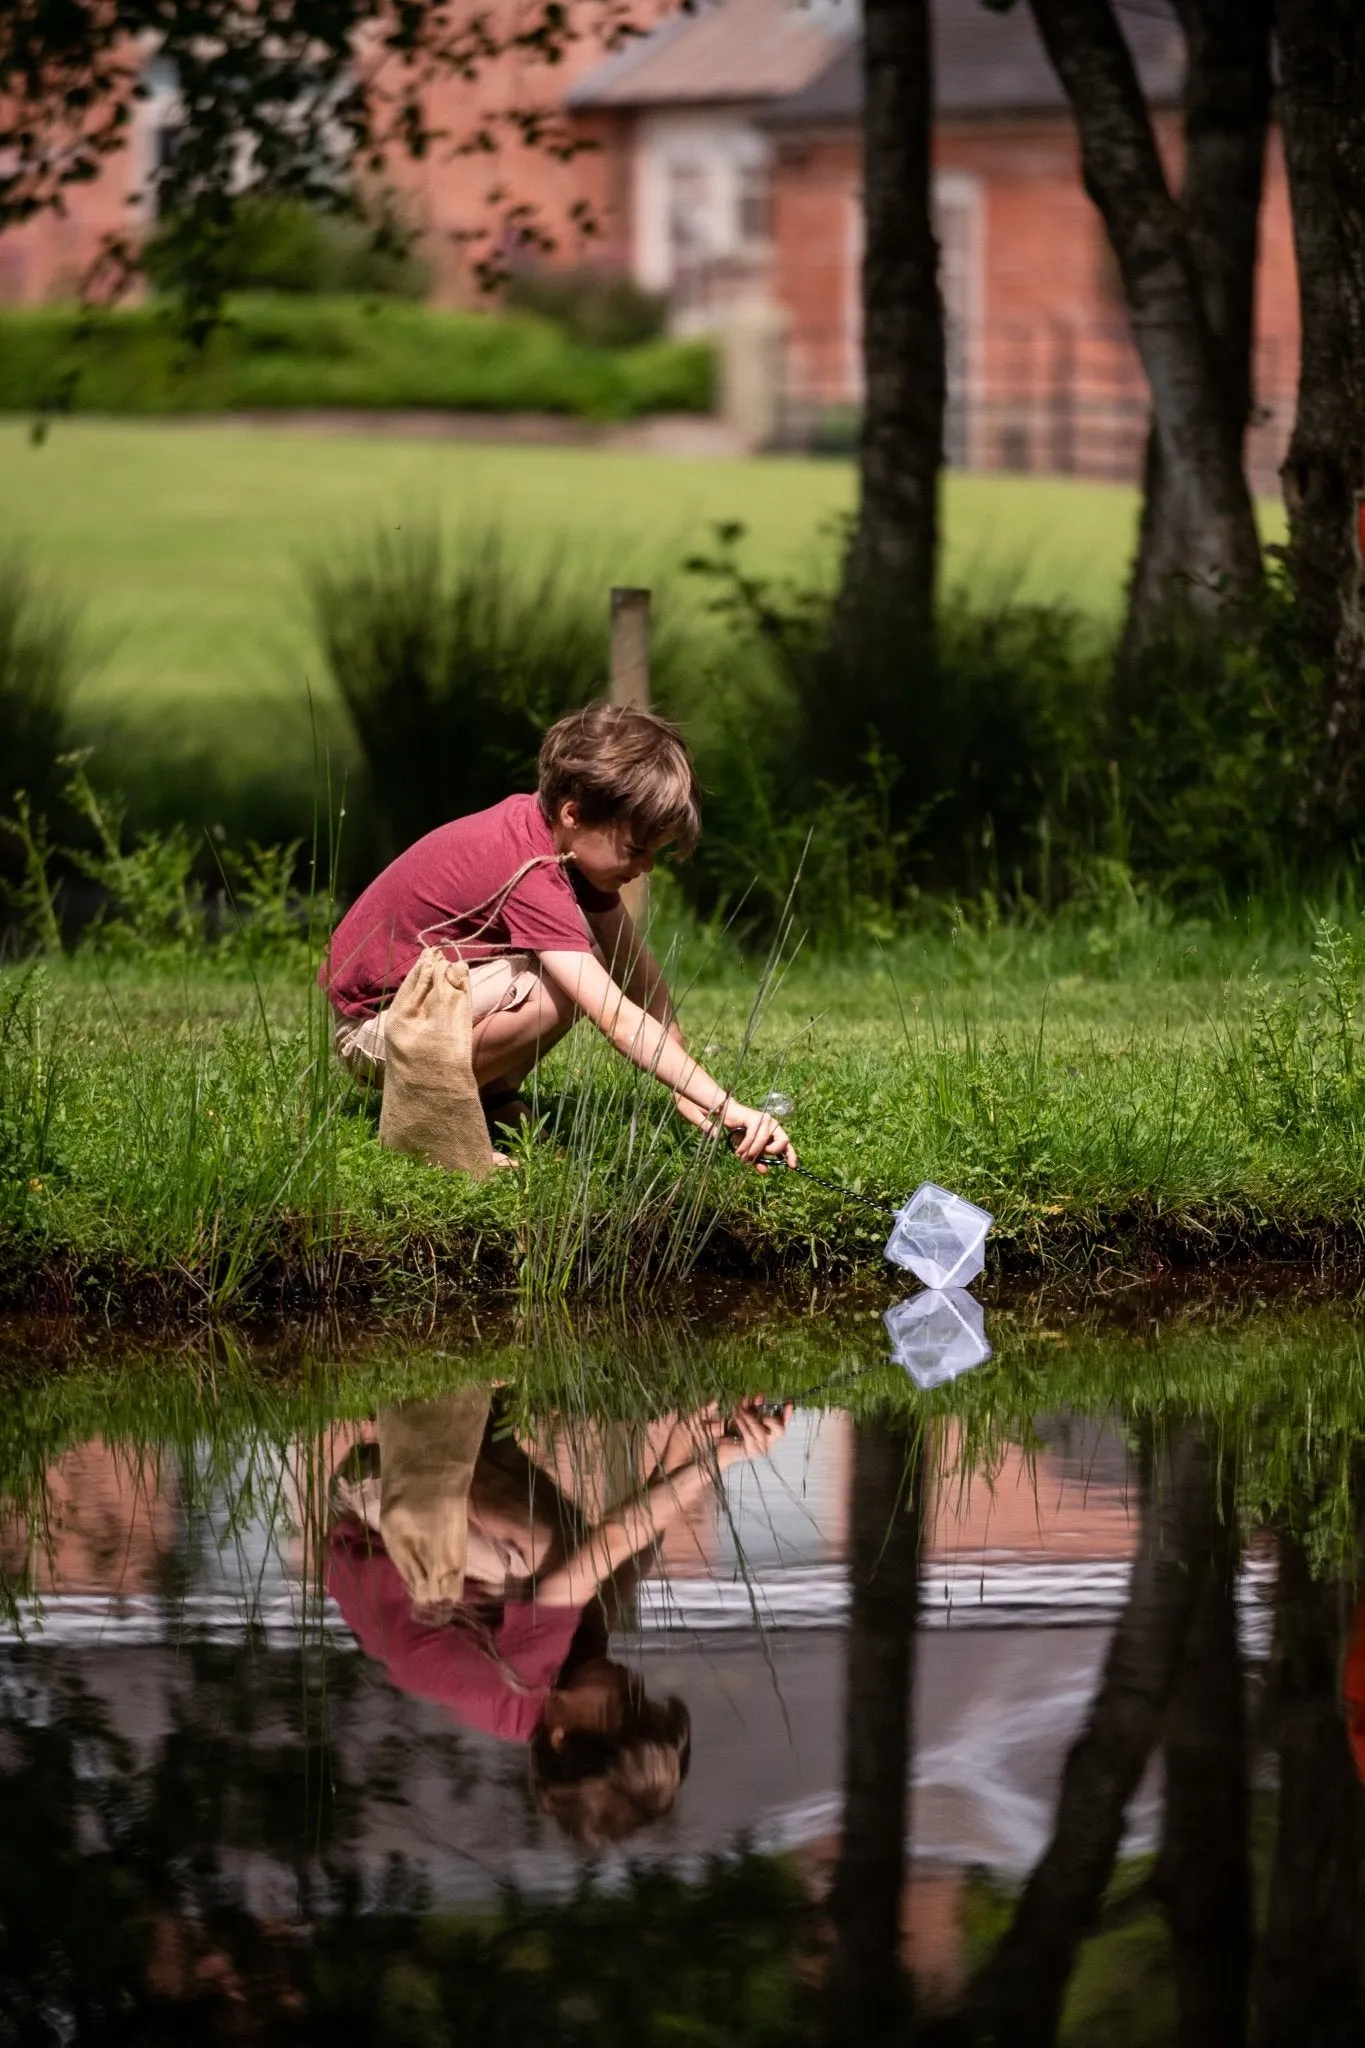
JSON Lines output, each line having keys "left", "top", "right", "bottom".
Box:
{"left": 0, "top": 418, "right": 1290, "bottom": 850}
{"left": 4, "top": 418, "right": 1171, "bottom": 735}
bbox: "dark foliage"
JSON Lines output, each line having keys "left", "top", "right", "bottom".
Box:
{"left": 678, "top": 525, "right": 1104, "bottom": 930}
{"left": 672, "top": 528, "right": 1335, "bottom": 938}
{"left": 503, "top": 265, "right": 669, "bottom": 350}
{"left": 0, "top": 0, "right": 632, "bottom": 332}
{"left": 1108, "top": 564, "right": 1327, "bottom": 895}
{"left": 145, "top": 195, "right": 428, "bottom": 301}
{"left": 0, "top": 555, "right": 82, "bottom": 817}
{"left": 311, "top": 523, "right": 655, "bottom": 862}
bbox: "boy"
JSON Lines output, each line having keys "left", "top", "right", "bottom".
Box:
{"left": 321, "top": 704, "right": 797, "bottom": 1171}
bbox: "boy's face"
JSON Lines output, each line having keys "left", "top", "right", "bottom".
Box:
{"left": 555, "top": 802, "right": 663, "bottom": 894}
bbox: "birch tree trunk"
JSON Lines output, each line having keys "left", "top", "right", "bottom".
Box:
{"left": 838, "top": 0, "right": 943, "bottom": 631}
{"left": 1026, "top": 0, "right": 1264, "bottom": 639}
{"left": 1124, "top": 0, "right": 1272, "bottom": 656}
{"left": 1274, "top": 0, "right": 1365, "bottom": 824}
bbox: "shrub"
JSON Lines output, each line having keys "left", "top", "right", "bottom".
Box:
{"left": 1108, "top": 567, "right": 1325, "bottom": 895}
{"left": 309, "top": 522, "right": 686, "bottom": 860}
{"left": 0, "top": 554, "right": 83, "bottom": 823}
{"left": 677, "top": 525, "right": 1107, "bottom": 928}
{"left": 503, "top": 265, "right": 668, "bottom": 349}
{"left": 0, "top": 556, "right": 86, "bottom": 934}
{"left": 0, "top": 299, "right": 714, "bottom": 420}
{"left": 144, "top": 196, "right": 429, "bottom": 300}
{"left": 2, "top": 755, "right": 326, "bottom": 967}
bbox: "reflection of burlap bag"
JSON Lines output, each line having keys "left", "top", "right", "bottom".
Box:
{"left": 377, "top": 947, "right": 497, "bottom": 1176}
{"left": 378, "top": 1388, "right": 492, "bottom": 1610}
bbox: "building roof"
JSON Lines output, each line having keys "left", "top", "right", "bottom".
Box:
{"left": 767, "top": 0, "right": 1184, "bottom": 123}
{"left": 570, "top": 0, "right": 1185, "bottom": 120}
{"left": 566, "top": 0, "right": 853, "bottom": 110}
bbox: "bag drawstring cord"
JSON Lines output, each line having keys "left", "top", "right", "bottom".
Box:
{"left": 417, "top": 852, "right": 577, "bottom": 961}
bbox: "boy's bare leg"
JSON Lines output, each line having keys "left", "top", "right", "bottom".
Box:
{"left": 471, "top": 975, "right": 577, "bottom": 1093}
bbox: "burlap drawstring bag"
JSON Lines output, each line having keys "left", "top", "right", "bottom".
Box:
{"left": 377, "top": 1388, "right": 492, "bottom": 1612}
{"left": 375, "top": 851, "right": 574, "bottom": 1176}
{"left": 377, "top": 947, "right": 498, "bottom": 1176}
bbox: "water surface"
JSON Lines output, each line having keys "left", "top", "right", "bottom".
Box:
{"left": 1, "top": 1282, "right": 1361, "bottom": 2044}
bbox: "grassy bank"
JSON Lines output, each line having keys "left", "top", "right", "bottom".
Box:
{"left": 7, "top": 898, "right": 1365, "bottom": 1317}
{"left": 0, "top": 297, "right": 712, "bottom": 421}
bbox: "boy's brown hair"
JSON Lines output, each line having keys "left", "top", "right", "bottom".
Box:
{"left": 528, "top": 1687, "right": 692, "bottom": 1848}
{"left": 538, "top": 704, "right": 702, "bottom": 858}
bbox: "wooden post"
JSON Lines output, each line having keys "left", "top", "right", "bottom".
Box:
{"left": 609, "top": 587, "right": 651, "bottom": 927}
{"left": 609, "top": 586, "right": 651, "bottom": 711}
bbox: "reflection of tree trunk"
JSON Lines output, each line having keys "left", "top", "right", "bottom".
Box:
{"left": 826, "top": 1416, "right": 926, "bottom": 2045}
{"left": 1252, "top": 1529, "right": 1365, "bottom": 2048}
{"left": 1154, "top": 1448, "right": 1250, "bottom": 2048}
{"left": 967, "top": 1424, "right": 1219, "bottom": 2047}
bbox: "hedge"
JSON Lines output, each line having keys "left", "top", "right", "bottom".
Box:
{"left": 0, "top": 295, "right": 714, "bottom": 420}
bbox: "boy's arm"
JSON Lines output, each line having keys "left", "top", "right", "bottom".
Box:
{"left": 533, "top": 1402, "right": 790, "bottom": 1608}
{"left": 537, "top": 948, "right": 796, "bottom": 1168}
{"left": 586, "top": 900, "right": 713, "bottom": 1127}
{"left": 585, "top": 901, "right": 674, "bottom": 1030}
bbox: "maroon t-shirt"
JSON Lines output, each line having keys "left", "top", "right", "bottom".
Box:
{"left": 326, "top": 1522, "right": 582, "bottom": 1744}
{"left": 321, "top": 793, "right": 619, "bottom": 1020}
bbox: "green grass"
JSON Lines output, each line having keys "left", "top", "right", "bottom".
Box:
{"left": 0, "top": 416, "right": 1287, "bottom": 856}
{"left": 1, "top": 419, "right": 1198, "bottom": 732}
{"left": 0, "top": 297, "right": 712, "bottom": 420}
{"left": 6, "top": 891, "right": 1365, "bottom": 1317}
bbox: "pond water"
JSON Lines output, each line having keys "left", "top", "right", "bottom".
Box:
{"left": 1, "top": 1281, "right": 1363, "bottom": 2045}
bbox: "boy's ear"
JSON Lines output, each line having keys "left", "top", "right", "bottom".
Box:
{"left": 557, "top": 799, "right": 579, "bottom": 832}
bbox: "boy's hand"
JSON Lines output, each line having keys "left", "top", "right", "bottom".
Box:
{"left": 715, "top": 1101, "right": 797, "bottom": 1171}
{"left": 715, "top": 1398, "right": 793, "bottom": 1469}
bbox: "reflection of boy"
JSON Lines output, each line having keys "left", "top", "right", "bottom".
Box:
{"left": 1345, "top": 1598, "right": 1365, "bottom": 1784}
{"left": 321, "top": 704, "right": 796, "bottom": 1168}
{"left": 325, "top": 1399, "right": 788, "bottom": 1848}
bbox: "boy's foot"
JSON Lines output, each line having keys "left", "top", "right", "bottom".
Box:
{"left": 482, "top": 1089, "right": 535, "bottom": 1143}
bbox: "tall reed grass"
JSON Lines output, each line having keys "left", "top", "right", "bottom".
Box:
{"left": 0, "top": 553, "right": 85, "bottom": 871}
{"left": 310, "top": 521, "right": 686, "bottom": 865}
{"left": 511, "top": 894, "right": 804, "bottom": 1299}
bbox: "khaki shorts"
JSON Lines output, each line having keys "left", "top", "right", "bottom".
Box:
{"left": 332, "top": 952, "right": 542, "bottom": 1086}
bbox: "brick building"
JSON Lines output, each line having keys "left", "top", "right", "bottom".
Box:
{"left": 0, "top": 0, "right": 1300, "bottom": 487}
{"left": 567, "top": 0, "right": 1300, "bottom": 487}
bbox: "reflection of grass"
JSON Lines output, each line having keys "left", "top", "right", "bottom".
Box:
{"left": 7, "top": 899, "right": 1365, "bottom": 1313}
{"left": 962, "top": 1863, "right": 1176, "bottom": 2048}
{"left": 5, "top": 1284, "right": 1365, "bottom": 1598}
